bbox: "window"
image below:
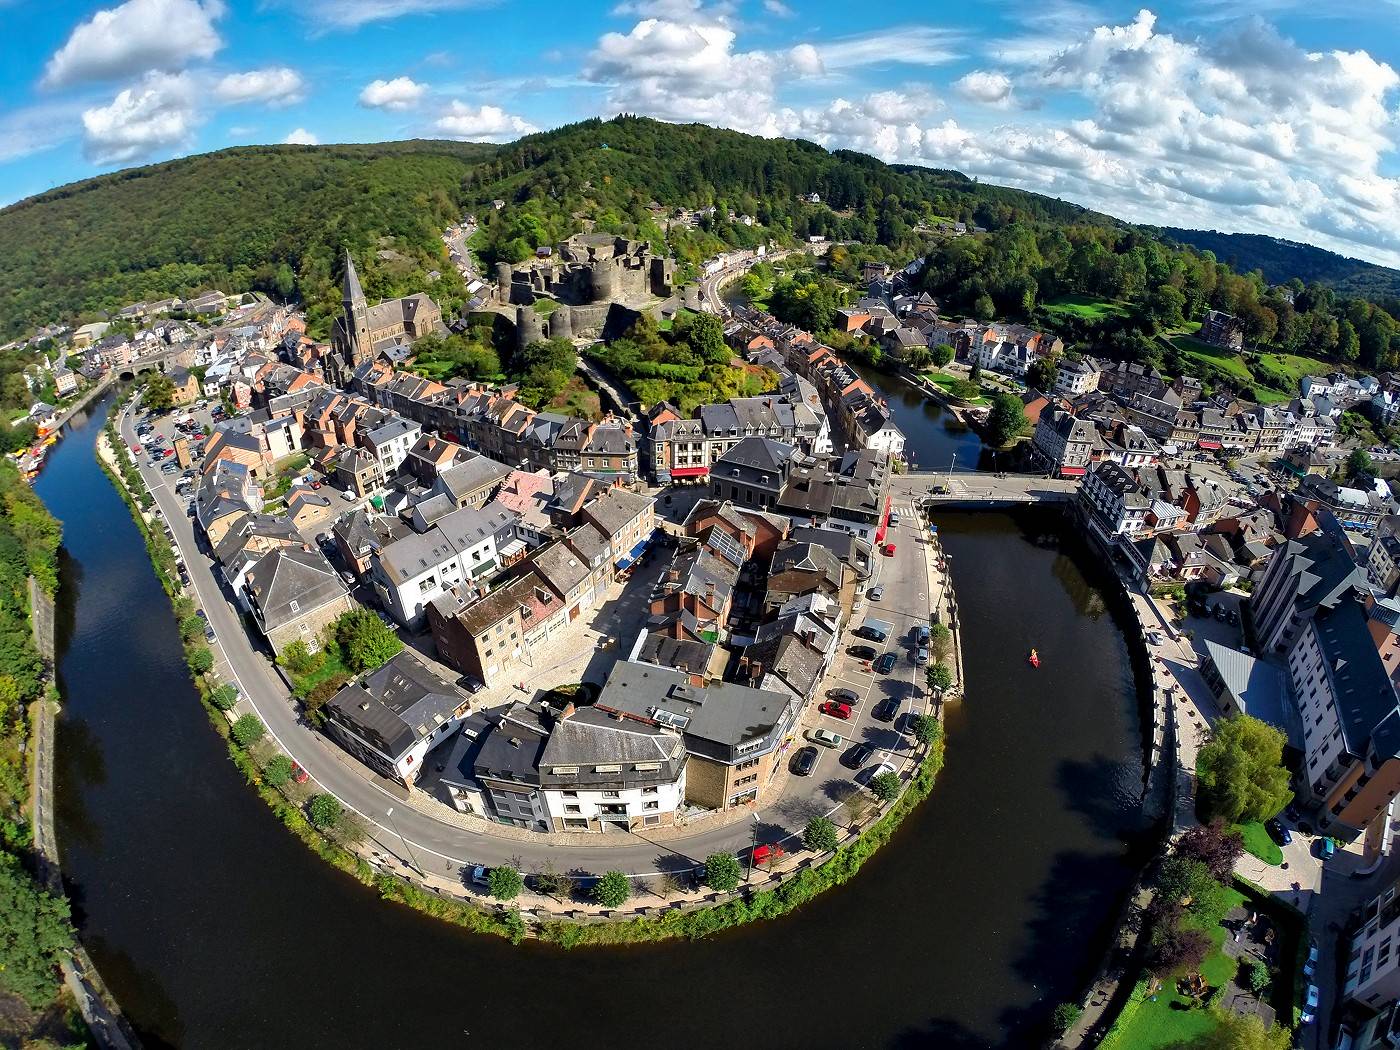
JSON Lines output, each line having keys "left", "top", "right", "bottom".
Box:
{"left": 602, "top": 790, "right": 620, "bottom": 799}
{"left": 564, "top": 804, "right": 581, "bottom": 814}
{"left": 634, "top": 762, "right": 660, "bottom": 773}
{"left": 644, "top": 800, "right": 659, "bottom": 810}
{"left": 552, "top": 766, "right": 578, "bottom": 776}
{"left": 735, "top": 773, "right": 758, "bottom": 788}
{"left": 594, "top": 764, "right": 621, "bottom": 774}
{"left": 643, "top": 814, "right": 661, "bottom": 827}
{"left": 642, "top": 786, "right": 658, "bottom": 795}
{"left": 561, "top": 789, "right": 577, "bottom": 798}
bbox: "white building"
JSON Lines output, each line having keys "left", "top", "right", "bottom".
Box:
{"left": 1344, "top": 874, "right": 1400, "bottom": 1011}
{"left": 363, "top": 415, "right": 421, "bottom": 478}
{"left": 1080, "top": 462, "right": 1150, "bottom": 539}
{"left": 1054, "top": 357, "right": 1102, "bottom": 397}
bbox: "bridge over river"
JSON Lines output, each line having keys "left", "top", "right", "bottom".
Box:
{"left": 893, "top": 471, "right": 1082, "bottom": 507}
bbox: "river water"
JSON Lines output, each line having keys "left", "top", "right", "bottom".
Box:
{"left": 38, "top": 394, "right": 1151, "bottom": 1049}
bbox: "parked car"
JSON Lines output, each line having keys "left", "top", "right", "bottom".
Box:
{"left": 859, "top": 761, "right": 897, "bottom": 785}
{"left": 874, "top": 652, "right": 897, "bottom": 675}
{"left": 204, "top": 623, "right": 216, "bottom": 643}
{"left": 915, "top": 645, "right": 929, "bottom": 665}
{"left": 820, "top": 700, "right": 853, "bottom": 720}
{"left": 291, "top": 761, "right": 309, "bottom": 785}
{"left": 469, "top": 865, "right": 490, "bottom": 888}
{"left": 842, "top": 742, "right": 875, "bottom": 769}
{"left": 881, "top": 543, "right": 896, "bottom": 557}
{"left": 1266, "top": 818, "right": 1293, "bottom": 846}
{"left": 1301, "top": 983, "right": 1320, "bottom": 1025}
{"left": 888, "top": 512, "right": 901, "bottom": 526}
{"left": 873, "top": 697, "right": 900, "bottom": 723}
{"left": 1318, "top": 838, "right": 1336, "bottom": 860}
{"left": 848, "top": 643, "right": 877, "bottom": 661}
{"left": 790, "top": 746, "right": 818, "bottom": 777}
{"left": 807, "top": 728, "right": 843, "bottom": 749}
{"left": 340, "top": 490, "right": 357, "bottom": 502}
{"left": 1302, "top": 944, "right": 1319, "bottom": 979}
{"left": 913, "top": 624, "right": 930, "bottom": 646}
{"left": 867, "top": 585, "right": 884, "bottom": 601}
{"left": 827, "top": 687, "right": 860, "bottom": 705}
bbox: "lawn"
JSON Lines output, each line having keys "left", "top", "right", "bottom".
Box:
{"left": 924, "top": 370, "right": 989, "bottom": 406}
{"left": 286, "top": 645, "right": 349, "bottom": 699}
{"left": 1043, "top": 294, "right": 1131, "bottom": 322}
{"left": 1253, "top": 351, "right": 1333, "bottom": 390}
{"left": 1172, "top": 336, "right": 1256, "bottom": 383}
{"left": 1100, "top": 886, "right": 1248, "bottom": 1050}
{"left": 1235, "top": 821, "right": 1283, "bottom": 866}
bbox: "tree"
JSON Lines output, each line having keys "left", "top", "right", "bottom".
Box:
{"left": 968, "top": 361, "right": 982, "bottom": 383}
{"left": 179, "top": 614, "right": 205, "bottom": 640}
{"left": 870, "top": 771, "right": 901, "bottom": 802}
{"left": 1244, "top": 959, "right": 1270, "bottom": 994}
{"left": 1146, "top": 918, "right": 1211, "bottom": 978}
{"left": 263, "top": 753, "right": 294, "bottom": 787}
{"left": 142, "top": 373, "right": 177, "bottom": 412}
{"left": 1026, "top": 357, "right": 1058, "bottom": 393}
{"left": 926, "top": 662, "right": 953, "bottom": 692}
{"left": 1154, "top": 855, "right": 1235, "bottom": 929}
{"left": 1348, "top": 448, "right": 1375, "bottom": 480}
{"left": 803, "top": 816, "right": 839, "bottom": 853}
{"left": 947, "top": 378, "right": 982, "bottom": 402}
{"left": 230, "top": 713, "right": 265, "bottom": 748}
{"left": 1174, "top": 819, "right": 1244, "bottom": 881}
{"left": 1196, "top": 716, "right": 1292, "bottom": 825}
{"left": 334, "top": 609, "right": 403, "bottom": 672}
{"left": 928, "top": 622, "right": 952, "bottom": 661}
{"left": 930, "top": 344, "right": 954, "bottom": 368}
{"left": 1168, "top": 1010, "right": 1292, "bottom": 1050}
{"left": 0, "top": 852, "right": 73, "bottom": 1008}
{"left": 592, "top": 870, "right": 631, "bottom": 908}
{"left": 1050, "top": 1002, "right": 1082, "bottom": 1036}
{"left": 488, "top": 866, "right": 524, "bottom": 901}
{"left": 985, "top": 391, "right": 1030, "bottom": 447}
{"left": 906, "top": 346, "right": 932, "bottom": 371}
{"left": 208, "top": 682, "right": 239, "bottom": 711}
{"left": 308, "top": 793, "right": 342, "bottom": 829}
{"left": 187, "top": 647, "right": 213, "bottom": 675}
{"left": 535, "top": 862, "right": 576, "bottom": 901}
{"left": 910, "top": 714, "right": 942, "bottom": 747}
{"left": 704, "top": 851, "right": 742, "bottom": 893}
{"left": 278, "top": 639, "right": 320, "bottom": 677}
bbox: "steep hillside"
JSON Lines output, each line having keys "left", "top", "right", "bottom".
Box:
{"left": 0, "top": 140, "right": 497, "bottom": 339}
{"left": 1159, "top": 227, "right": 1400, "bottom": 303}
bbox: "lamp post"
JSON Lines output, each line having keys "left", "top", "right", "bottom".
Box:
{"left": 384, "top": 806, "right": 423, "bottom": 877}
{"left": 746, "top": 810, "right": 760, "bottom": 883}
{"left": 946, "top": 451, "right": 957, "bottom": 492}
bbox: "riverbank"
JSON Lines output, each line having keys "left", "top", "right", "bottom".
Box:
{"left": 95, "top": 391, "right": 958, "bottom": 945}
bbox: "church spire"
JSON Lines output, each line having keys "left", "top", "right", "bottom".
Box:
{"left": 342, "top": 250, "right": 365, "bottom": 306}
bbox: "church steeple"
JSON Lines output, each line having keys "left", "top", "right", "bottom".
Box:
{"left": 339, "top": 250, "right": 372, "bottom": 366}
{"left": 342, "top": 250, "right": 365, "bottom": 307}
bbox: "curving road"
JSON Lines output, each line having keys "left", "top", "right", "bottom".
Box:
{"left": 116, "top": 400, "right": 936, "bottom": 885}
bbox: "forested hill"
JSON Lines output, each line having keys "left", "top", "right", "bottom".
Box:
{"left": 0, "top": 116, "right": 1122, "bottom": 341}
{"left": 1160, "top": 227, "right": 1400, "bottom": 303}
{"left": 0, "top": 140, "right": 496, "bottom": 340}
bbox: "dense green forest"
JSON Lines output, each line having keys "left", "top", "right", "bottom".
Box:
{"left": 0, "top": 140, "right": 496, "bottom": 341}
{"left": 1160, "top": 228, "right": 1400, "bottom": 305}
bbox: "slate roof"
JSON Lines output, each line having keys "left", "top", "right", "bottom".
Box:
{"left": 1311, "top": 600, "right": 1400, "bottom": 759}
{"left": 582, "top": 487, "right": 654, "bottom": 539}
{"left": 244, "top": 546, "right": 347, "bottom": 633}
{"left": 538, "top": 707, "right": 684, "bottom": 785}
{"left": 328, "top": 651, "right": 465, "bottom": 763}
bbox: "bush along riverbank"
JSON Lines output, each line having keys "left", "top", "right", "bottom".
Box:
{"left": 100, "top": 388, "right": 951, "bottom": 946}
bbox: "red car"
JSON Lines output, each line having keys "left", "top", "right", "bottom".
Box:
{"left": 129, "top": 443, "right": 141, "bottom": 453}
{"left": 881, "top": 543, "right": 896, "bottom": 557}
{"left": 819, "top": 700, "right": 853, "bottom": 720}
{"left": 291, "top": 761, "right": 309, "bottom": 784}
{"left": 193, "top": 432, "right": 206, "bottom": 440}
{"left": 752, "top": 844, "right": 786, "bottom": 867}
{"left": 162, "top": 448, "right": 175, "bottom": 458}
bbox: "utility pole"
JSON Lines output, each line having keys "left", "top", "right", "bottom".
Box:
{"left": 746, "top": 810, "right": 760, "bottom": 883}
{"left": 385, "top": 806, "right": 423, "bottom": 877}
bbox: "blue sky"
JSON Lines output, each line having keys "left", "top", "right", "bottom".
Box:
{"left": 4, "top": 0, "right": 1400, "bottom": 266}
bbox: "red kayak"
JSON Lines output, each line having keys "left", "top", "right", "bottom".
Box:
{"left": 1028, "top": 649, "right": 1040, "bottom": 668}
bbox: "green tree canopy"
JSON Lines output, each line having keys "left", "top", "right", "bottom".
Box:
{"left": 703, "top": 851, "right": 742, "bottom": 893}
{"left": 308, "top": 793, "right": 343, "bottom": 829}
{"left": 263, "top": 753, "right": 294, "bottom": 787}
{"left": 926, "top": 662, "right": 953, "bottom": 692}
{"left": 985, "top": 391, "right": 1030, "bottom": 447}
{"left": 0, "top": 853, "right": 73, "bottom": 1008}
{"left": 591, "top": 870, "right": 631, "bottom": 908}
{"left": 1195, "top": 716, "right": 1292, "bottom": 825}
{"left": 870, "top": 771, "right": 901, "bottom": 803}
{"left": 803, "top": 816, "right": 839, "bottom": 853}
{"left": 142, "top": 373, "right": 176, "bottom": 411}
{"left": 230, "top": 713, "right": 265, "bottom": 748}
{"left": 488, "top": 866, "right": 524, "bottom": 902}
{"left": 334, "top": 609, "right": 403, "bottom": 672}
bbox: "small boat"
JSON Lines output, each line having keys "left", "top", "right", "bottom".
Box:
{"left": 1028, "top": 648, "right": 1040, "bottom": 668}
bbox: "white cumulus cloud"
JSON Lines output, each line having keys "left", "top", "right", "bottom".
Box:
{"left": 359, "top": 76, "right": 429, "bottom": 111}
{"left": 43, "top": 0, "right": 225, "bottom": 88}
{"left": 282, "top": 127, "right": 319, "bottom": 145}
{"left": 953, "top": 70, "right": 1015, "bottom": 107}
{"left": 81, "top": 71, "right": 200, "bottom": 165}
{"left": 213, "top": 67, "right": 305, "bottom": 107}
{"left": 433, "top": 102, "right": 539, "bottom": 141}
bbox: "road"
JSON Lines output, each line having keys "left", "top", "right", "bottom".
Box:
{"left": 118, "top": 403, "right": 938, "bottom": 887}
{"left": 700, "top": 248, "right": 794, "bottom": 317}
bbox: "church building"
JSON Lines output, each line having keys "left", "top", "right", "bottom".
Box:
{"left": 327, "top": 252, "right": 444, "bottom": 386}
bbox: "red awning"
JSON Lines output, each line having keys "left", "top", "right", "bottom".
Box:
{"left": 1059, "top": 466, "right": 1087, "bottom": 477}
{"left": 669, "top": 466, "right": 709, "bottom": 478}
{"left": 1197, "top": 439, "right": 1222, "bottom": 450}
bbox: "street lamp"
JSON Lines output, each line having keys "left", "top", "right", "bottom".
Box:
{"left": 384, "top": 806, "right": 424, "bottom": 877}
{"left": 746, "top": 810, "right": 760, "bottom": 883}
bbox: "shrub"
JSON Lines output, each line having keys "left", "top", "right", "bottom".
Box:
{"left": 703, "top": 852, "right": 742, "bottom": 893}
{"left": 279, "top": 639, "right": 321, "bottom": 677}
{"left": 1050, "top": 1002, "right": 1082, "bottom": 1036}
{"left": 1245, "top": 959, "right": 1271, "bottom": 994}
{"left": 870, "top": 771, "right": 901, "bottom": 803}
{"left": 803, "top": 816, "right": 839, "bottom": 853}
{"left": 179, "top": 614, "right": 205, "bottom": 640}
{"left": 263, "top": 754, "right": 294, "bottom": 788}
{"left": 308, "top": 793, "right": 342, "bottom": 830}
{"left": 230, "top": 713, "right": 265, "bottom": 748}
{"left": 488, "top": 866, "right": 524, "bottom": 901}
{"left": 187, "top": 647, "right": 214, "bottom": 675}
{"left": 592, "top": 871, "right": 631, "bottom": 908}
{"left": 926, "top": 662, "right": 953, "bottom": 692}
{"left": 208, "top": 683, "right": 239, "bottom": 711}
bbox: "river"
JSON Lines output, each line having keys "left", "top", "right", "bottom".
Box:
{"left": 38, "top": 393, "right": 1151, "bottom": 1049}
